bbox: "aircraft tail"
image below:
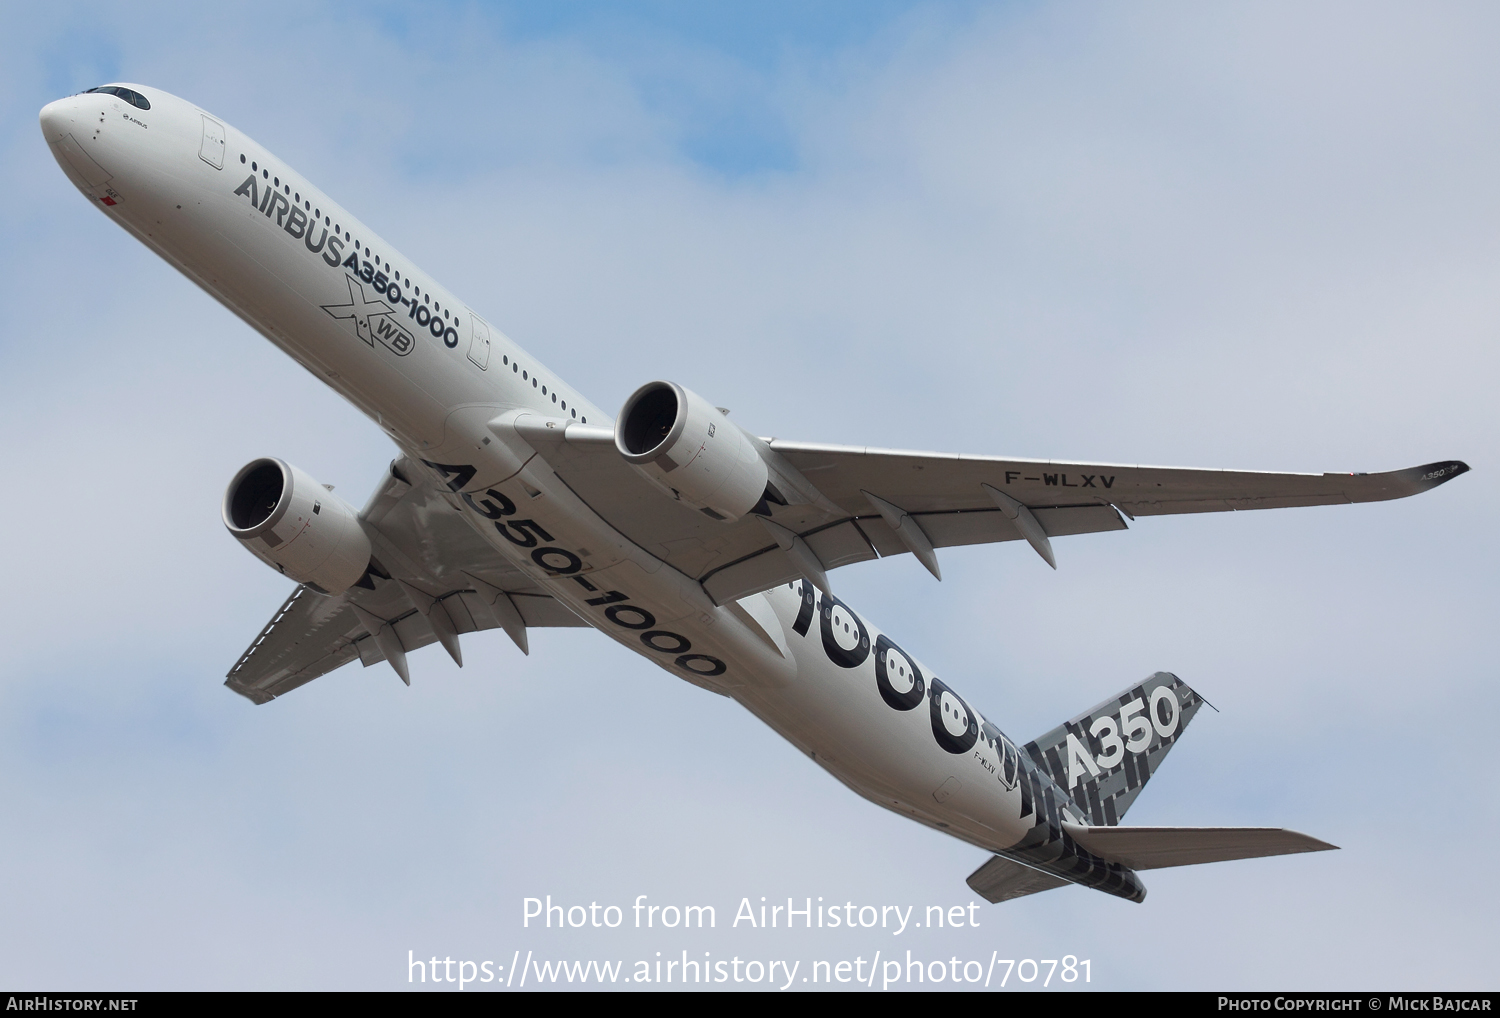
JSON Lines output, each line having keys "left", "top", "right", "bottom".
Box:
{"left": 1023, "top": 671, "right": 1203, "bottom": 826}
{"left": 964, "top": 672, "right": 1338, "bottom": 905}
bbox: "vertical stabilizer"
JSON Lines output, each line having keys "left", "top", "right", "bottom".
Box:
{"left": 1023, "top": 672, "right": 1203, "bottom": 825}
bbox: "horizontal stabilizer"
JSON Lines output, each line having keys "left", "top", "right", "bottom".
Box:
{"left": 966, "top": 854, "right": 1076, "bottom": 903}
{"left": 1062, "top": 822, "right": 1337, "bottom": 871}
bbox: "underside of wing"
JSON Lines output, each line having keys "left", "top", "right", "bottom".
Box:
{"left": 768, "top": 443, "right": 1468, "bottom": 518}
{"left": 224, "top": 459, "right": 585, "bottom": 704}
{"left": 523, "top": 420, "right": 1467, "bottom": 605}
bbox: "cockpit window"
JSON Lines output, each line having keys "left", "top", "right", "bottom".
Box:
{"left": 85, "top": 86, "right": 150, "bottom": 111}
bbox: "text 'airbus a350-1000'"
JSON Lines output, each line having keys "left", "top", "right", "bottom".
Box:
{"left": 40, "top": 84, "right": 1469, "bottom": 905}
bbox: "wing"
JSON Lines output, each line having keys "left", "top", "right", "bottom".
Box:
{"left": 521, "top": 418, "right": 1467, "bottom": 605}
{"left": 224, "top": 458, "right": 586, "bottom": 704}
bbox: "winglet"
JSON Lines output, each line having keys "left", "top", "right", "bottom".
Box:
{"left": 1372, "top": 460, "right": 1470, "bottom": 498}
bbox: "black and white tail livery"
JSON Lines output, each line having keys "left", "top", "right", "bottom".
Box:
{"left": 1027, "top": 671, "right": 1202, "bottom": 826}
{"left": 967, "top": 673, "right": 1335, "bottom": 905}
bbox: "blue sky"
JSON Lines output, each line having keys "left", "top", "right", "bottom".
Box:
{"left": 3, "top": 0, "right": 1496, "bottom": 991}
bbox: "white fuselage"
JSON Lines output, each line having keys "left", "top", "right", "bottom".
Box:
{"left": 41, "top": 85, "right": 1060, "bottom": 859}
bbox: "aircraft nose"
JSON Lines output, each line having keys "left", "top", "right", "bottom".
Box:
{"left": 39, "top": 96, "right": 81, "bottom": 142}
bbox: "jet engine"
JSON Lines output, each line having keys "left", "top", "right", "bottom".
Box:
{"left": 615, "top": 381, "right": 770, "bottom": 521}
{"left": 222, "top": 457, "right": 372, "bottom": 594}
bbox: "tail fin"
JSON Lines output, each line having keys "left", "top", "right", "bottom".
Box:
{"left": 1023, "top": 671, "right": 1204, "bottom": 826}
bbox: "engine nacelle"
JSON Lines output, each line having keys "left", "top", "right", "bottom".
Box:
{"left": 222, "top": 458, "right": 372, "bottom": 594}
{"left": 615, "top": 381, "right": 769, "bottom": 521}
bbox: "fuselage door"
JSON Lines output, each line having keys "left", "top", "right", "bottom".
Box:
{"left": 199, "top": 115, "right": 225, "bottom": 169}
{"left": 1000, "top": 736, "right": 1019, "bottom": 789}
{"left": 468, "top": 313, "right": 491, "bottom": 370}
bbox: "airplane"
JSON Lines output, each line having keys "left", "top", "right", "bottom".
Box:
{"left": 39, "top": 83, "right": 1469, "bottom": 906}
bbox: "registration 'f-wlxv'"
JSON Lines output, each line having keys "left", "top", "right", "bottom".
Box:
{"left": 41, "top": 84, "right": 1469, "bottom": 905}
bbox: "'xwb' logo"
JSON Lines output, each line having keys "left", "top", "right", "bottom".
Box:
{"left": 321, "top": 275, "right": 415, "bottom": 356}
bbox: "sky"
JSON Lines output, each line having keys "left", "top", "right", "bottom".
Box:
{"left": 2, "top": 0, "right": 1496, "bottom": 992}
